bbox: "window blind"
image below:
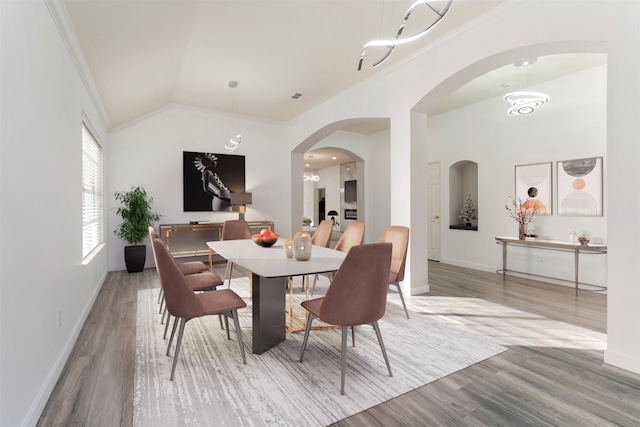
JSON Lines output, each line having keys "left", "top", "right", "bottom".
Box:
{"left": 82, "top": 122, "right": 103, "bottom": 258}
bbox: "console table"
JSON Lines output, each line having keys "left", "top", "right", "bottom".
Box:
{"left": 495, "top": 236, "right": 607, "bottom": 295}
{"left": 159, "top": 221, "right": 275, "bottom": 260}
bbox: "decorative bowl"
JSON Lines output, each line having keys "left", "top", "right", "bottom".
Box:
{"left": 578, "top": 236, "right": 590, "bottom": 246}
{"left": 252, "top": 231, "right": 278, "bottom": 247}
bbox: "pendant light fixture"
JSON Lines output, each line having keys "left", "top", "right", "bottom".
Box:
{"left": 503, "top": 59, "right": 550, "bottom": 116}
{"left": 224, "top": 80, "right": 242, "bottom": 152}
{"left": 358, "top": 0, "right": 455, "bottom": 70}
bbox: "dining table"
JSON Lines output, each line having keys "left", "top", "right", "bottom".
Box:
{"left": 207, "top": 238, "right": 347, "bottom": 354}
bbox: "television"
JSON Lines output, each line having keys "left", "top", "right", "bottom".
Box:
{"left": 344, "top": 180, "right": 357, "bottom": 203}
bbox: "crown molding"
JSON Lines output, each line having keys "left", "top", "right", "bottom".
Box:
{"left": 44, "top": 0, "right": 111, "bottom": 129}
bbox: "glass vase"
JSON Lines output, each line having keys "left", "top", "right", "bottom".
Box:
{"left": 293, "top": 232, "right": 312, "bottom": 261}
{"left": 518, "top": 223, "right": 525, "bottom": 240}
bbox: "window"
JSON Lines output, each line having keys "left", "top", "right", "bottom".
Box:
{"left": 82, "top": 120, "right": 103, "bottom": 258}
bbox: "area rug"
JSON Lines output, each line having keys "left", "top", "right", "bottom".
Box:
{"left": 134, "top": 277, "right": 506, "bottom": 426}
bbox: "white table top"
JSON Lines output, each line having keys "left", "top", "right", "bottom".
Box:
{"left": 207, "top": 238, "right": 347, "bottom": 278}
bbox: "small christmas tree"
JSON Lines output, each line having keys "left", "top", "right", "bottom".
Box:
{"left": 458, "top": 194, "right": 477, "bottom": 225}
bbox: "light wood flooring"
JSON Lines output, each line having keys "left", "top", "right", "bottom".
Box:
{"left": 38, "top": 262, "right": 640, "bottom": 426}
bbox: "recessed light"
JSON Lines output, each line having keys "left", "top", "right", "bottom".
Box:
{"left": 332, "top": 156, "right": 337, "bottom": 160}
{"left": 305, "top": 163, "right": 310, "bottom": 167}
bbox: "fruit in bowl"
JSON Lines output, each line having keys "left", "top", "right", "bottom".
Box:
{"left": 253, "top": 228, "right": 279, "bottom": 247}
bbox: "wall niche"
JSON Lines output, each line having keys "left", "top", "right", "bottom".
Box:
{"left": 449, "top": 160, "right": 478, "bottom": 230}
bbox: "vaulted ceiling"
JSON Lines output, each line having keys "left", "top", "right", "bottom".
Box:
{"left": 64, "top": 1, "right": 606, "bottom": 170}
{"left": 65, "top": 0, "right": 507, "bottom": 128}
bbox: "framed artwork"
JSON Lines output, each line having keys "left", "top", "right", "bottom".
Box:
{"left": 183, "top": 151, "right": 246, "bottom": 212}
{"left": 515, "top": 162, "right": 552, "bottom": 215}
{"left": 557, "top": 156, "right": 603, "bottom": 216}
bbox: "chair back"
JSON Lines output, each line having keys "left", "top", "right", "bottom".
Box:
{"left": 334, "top": 222, "right": 365, "bottom": 253}
{"left": 152, "top": 238, "right": 204, "bottom": 320}
{"left": 319, "top": 242, "right": 392, "bottom": 326}
{"left": 311, "top": 219, "right": 333, "bottom": 248}
{"left": 149, "top": 226, "right": 160, "bottom": 267}
{"left": 378, "top": 226, "right": 410, "bottom": 283}
{"left": 221, "top": 220, "right": 252, "bottom": 240}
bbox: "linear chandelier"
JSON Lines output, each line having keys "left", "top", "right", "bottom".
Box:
{"left": 358, "top": 0, "right": 455, "bottom": 70}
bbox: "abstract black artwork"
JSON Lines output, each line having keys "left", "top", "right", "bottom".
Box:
{"left": 183, "top": 151, "right": 245, "bottom": 212}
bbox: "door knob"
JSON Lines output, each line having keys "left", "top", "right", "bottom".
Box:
{"left": 434, "top": 215, "right": 440, "bottom": 219}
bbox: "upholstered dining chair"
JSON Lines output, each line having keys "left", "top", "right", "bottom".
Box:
{"left": 149, "top": 226, "right": 209, "bottom": 305}
{"left": 299, "top": 242, "right": 393, "bottom": 395}
{"left": 379, "top": 225, "right": 410, "bottom": 319}
{"left": 310, "top": 221, "right": 365, "bottom": 296}
{"left": 300, "top": 219, "right": 334, "bottom": 292}
{"left": 221, "top": 219, "right": 253, "bottom": 289}
{"left": 311, "top": 219, "right": 333, "bottom": 248}
{"left": 150, "top": 227, "right": 225, "bottom": 336}
{"left": 152, "top": 238, "right": 247, "bottom": 380}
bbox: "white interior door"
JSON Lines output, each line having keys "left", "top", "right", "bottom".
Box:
{"left": 427, "top": 162, "right": 441, "bottom": 261}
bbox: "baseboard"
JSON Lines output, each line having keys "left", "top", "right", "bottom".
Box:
{"left": 604, "top": 349, "right": 640, "bottom": 375}
{"left": 24, "top": 269, "right": 108, "bottom": 427}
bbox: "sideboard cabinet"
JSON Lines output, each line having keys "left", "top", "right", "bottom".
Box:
{"left": 159, "top": 221, "right": 275, "bottom": 261}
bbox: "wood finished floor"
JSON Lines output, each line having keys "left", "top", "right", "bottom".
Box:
{"left": 38, "top": 262, "right": 640, "bottom": 426}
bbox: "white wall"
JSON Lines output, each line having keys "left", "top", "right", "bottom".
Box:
{"left": 0, "top": 1, "right": 109, "bottom": 425}
{"left": 107, "top": 106, "right": 289, "bottom": 271}
{"left": 427, "top": 65, "right": 607, "bottom": 285}
{"left": 2, "top": 2, "right": 639, "bottom": 425}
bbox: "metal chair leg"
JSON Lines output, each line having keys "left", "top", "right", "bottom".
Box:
{"left": 393, "top": 282, "right": 409, "bottom": 319}
{"left": 299, "top": 313, "right": 315, "bottom": 362}
{"left": 351, "top": 326, "right": 356, "bottom": 347}
{"left": 372, "top": 321, "right": 392, "bottom": 377}
{"left": 166, "top": 316, "right": 179, "bottom": 356}
{"left": 340, "top": 326, "right": 348, "bottom": 395}
{"left": 231, "top": 309, "right": 246, "bottom": 364}
{"left": 225, "top": 315, "right": 231, "bottom": 340}
{"left": 163, "top": 314, "right": 173, "bottom": 339}
{"left": 170, "top": 318, "right": 187, "bottom": 381}
{"left": 157, "top": 287, "right": 163, "bottom": 304}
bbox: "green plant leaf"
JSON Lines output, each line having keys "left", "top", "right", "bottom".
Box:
{"left": 113, "top": 185, "right": 161, "bottom": 245}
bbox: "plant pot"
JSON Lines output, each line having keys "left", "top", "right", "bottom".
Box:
{"left": 125, "top": 245, "right": 146, "bottom": 273}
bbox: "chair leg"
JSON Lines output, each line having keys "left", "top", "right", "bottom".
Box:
{"left": 219, "top": 314, "right": 225, "bottom": 330}
{"left": 225, "top": 315, "right": 231, "bottom": 340}
{"left": 393, "top": 282, "right": 410, "bottom": 319}
{"left": 299, "top": 313, "right": 315, "bottom": 362}
{"left": 163, "top": 314, "right": 173, "bottom": 339}
{"left": 166, "top": 316, "right": 179, "bottom": 356}
{"left": 351, "top": 326, "right": 356, "bottom": 347}
{"left": 340, "top": 326, "right": 348, "bottom": 395}
{"left": 157, "top": 287, "right": 163, "bottom": 304}
{"left": 159, "top": 297, "right": 165, "bottom": 314}
{"left": 310, "top": 274, "right": 318, "bottom": 296}
{"left": 231, "top": 309, "right": 247, "bottom": 364}
{"left": 372, "top": 321, "right": 392, "bottom": 377}
{"left": 170, "top": 318, "right": 187, "bottom": 381}
{"left": 227, "top": 262, "right": 234, "bottom": 289}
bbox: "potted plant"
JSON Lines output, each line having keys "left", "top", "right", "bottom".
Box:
{"left": 114, "top": 185, "right": 161, "bottom": 273}
{"left": 458, "top": 194, "right": 477, "bottom": 227}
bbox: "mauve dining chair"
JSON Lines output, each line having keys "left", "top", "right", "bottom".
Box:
{"left": 379, "top": 225, "right": 410, "bottom": 319}
{"left": 310, "top": 221, "right": 365, "bottom": 296}
{"left": 153, "top": 238, "right": 247, "bottom": 380}
{"left": 220, "top": 219, "right": 253, "bottom": 289}
{"left": 299, "top": 242, "right": 393, "bottom": 395}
